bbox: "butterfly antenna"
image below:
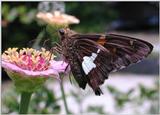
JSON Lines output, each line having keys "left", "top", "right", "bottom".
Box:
{"left": 42, "top": 39, "right": 51, "bottom": 49}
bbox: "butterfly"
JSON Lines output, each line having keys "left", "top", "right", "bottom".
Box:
{"left": 54, "top": 28, "right": 153, "bottom": 95}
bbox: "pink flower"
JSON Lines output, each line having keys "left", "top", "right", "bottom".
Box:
{"left": 2, "top": 48, "right": 68, "bottom": 92}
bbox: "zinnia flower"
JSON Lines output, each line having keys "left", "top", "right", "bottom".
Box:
{"left": 36, "top": 10, "right": 80, "bottom": 25}
{"left": 2, "top": 47, "right": 68, "bottom": 92}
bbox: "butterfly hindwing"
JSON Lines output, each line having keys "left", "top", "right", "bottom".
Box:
{"left": 73, "top": 38, "right": 113, "bottom": 95}
{"left": 69, "top": 56, "right": 87, "bottom": 89}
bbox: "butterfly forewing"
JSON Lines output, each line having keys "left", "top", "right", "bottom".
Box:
{"left": 75, "top": 34, "right": 153, "bottom": 72}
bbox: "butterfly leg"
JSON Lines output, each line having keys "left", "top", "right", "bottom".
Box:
{"left": 52, "top": 42, "right": 62, "bottom": 48}
{"left": 50, "top": 44, "right": 62, "bottom": 54}
{"left": 48, "top": 43, "right": 62, "bottom": 61}
{"left": 64, "top": 64, "right": 69, "bottom": 71}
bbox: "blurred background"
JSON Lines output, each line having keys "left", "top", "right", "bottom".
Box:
{"left": 1, "top": 1, "right": 159, "bottom": 114}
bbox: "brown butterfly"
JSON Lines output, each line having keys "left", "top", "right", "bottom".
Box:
{"left": 54, "top": 28, "right": 153, "bottom": 95}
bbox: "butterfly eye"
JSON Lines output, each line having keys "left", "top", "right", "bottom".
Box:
{"left": 59, "top": 29, "right": 65, "bottom": 36}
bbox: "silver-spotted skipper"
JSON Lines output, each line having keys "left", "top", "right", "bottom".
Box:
{"left": 55, "top": 28, "right": 153, "bottom": 95}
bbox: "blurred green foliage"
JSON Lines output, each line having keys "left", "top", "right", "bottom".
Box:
{"left": 107, "top": 85, "right": 134, "bottom": 108}
{"left": 87, "top": 106, "right": 105, "bottom": 114}
{"left": 107, "top": 81, "right": 159, "bottom": 114}
{"left": 2, "top": 3, "right": 37, "bottom": 24}
{"left": 2, "top": 2, "right": 117, "bottom": 51}
{"left": 2, "top": 2, "right": 41, "bottom": 51}
{"left": 2, "top": 80, "right": 159, "bottom": 114}
{"left": 2, "top": 84, "right": 61, "bottom": 114}
{"left": 30, "top": 86, "right": 61, "bottom": 114}
{"left": 66, "top": 2, "right": 117, "bottom": 32}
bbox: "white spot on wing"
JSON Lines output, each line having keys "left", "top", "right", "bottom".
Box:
{"left": 97, "top": 49, "right": 100, "bottom": 53}
{"left": 82, "top": 56, "right": 96, "bottom": 75}
{"left": 90, "top": 53, "right": 97, "bottom": 60}
{"left": 82, "top": 49, "right": 101, "bottom": 75}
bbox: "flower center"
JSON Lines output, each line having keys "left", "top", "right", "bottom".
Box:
{"left": 2, "top": 48, "right": 54, "bottom": 71}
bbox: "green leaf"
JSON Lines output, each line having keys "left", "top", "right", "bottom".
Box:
{"left": 20, "top": 9, "right": 36, "bottom": 24}
{"left": 7, "top": 8, "right": 18, "bottom": 22}
{"left": 87, "top": 106, "right": 104, "bottom": 114}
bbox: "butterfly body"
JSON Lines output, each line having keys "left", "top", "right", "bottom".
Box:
{"left": 59, "top": 30, "right": 88, "bottom": 89}
{"left": 58, "top": 28, "right": 153, "bottom": 95}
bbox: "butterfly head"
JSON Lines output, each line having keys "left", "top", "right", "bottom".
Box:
{"left": 58, "top": 28, "right": 76, "bottom": 41}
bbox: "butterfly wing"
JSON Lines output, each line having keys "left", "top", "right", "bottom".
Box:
{"left": 75, "top": 34, "right": 153, "bottom": 72}
{"left": 71, "top": 33, "right": 153, "bottom": 95}
{"left": 72, "top": 38, "right": 113, "bottom": 95}
{"left": 104, "top": 34, "right": 153, "bottom": 72}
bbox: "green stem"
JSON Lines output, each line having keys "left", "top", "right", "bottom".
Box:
{"left": 60, "top": 79, "right": 70, "bottom": 114}
{"left": 19, "top": 92, "right": 32, "bottom": 114}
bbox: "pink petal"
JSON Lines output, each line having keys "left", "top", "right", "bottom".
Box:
{"left": 2, "top": 61, "right": 60, "bottom": 80}
{"left": 50, "top": 60, "right": 70, "bottom": 73}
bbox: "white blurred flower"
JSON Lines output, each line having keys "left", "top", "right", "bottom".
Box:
{"left": 36, "top": 10, "right": 80, "bottom": 25}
